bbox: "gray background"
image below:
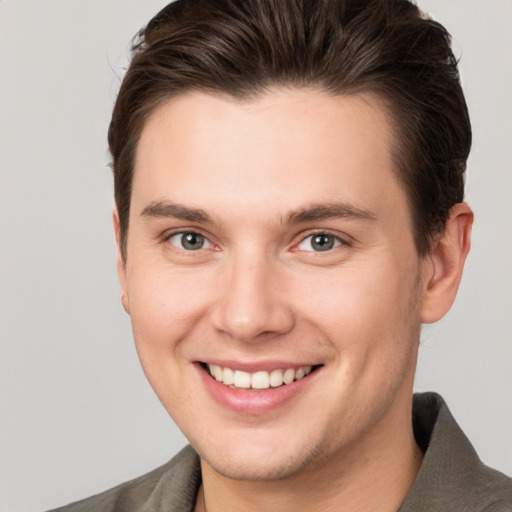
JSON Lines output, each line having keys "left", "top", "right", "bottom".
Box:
{"left": 0, "top": 1, "right": 510, "bottom": 511}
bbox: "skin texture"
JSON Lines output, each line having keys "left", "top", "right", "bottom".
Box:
{"left": 115, "top": 89, "right": 472, "bottom": 512}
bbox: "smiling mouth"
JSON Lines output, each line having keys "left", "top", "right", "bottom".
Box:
{"left": 201, "top": 363, "right": 321, "bottom": 390}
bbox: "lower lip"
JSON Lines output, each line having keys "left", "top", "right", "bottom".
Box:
{"left": 196, "top": 364, "right": 319, "bottom": 415}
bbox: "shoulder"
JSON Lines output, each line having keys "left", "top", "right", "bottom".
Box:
{"left": 46, "top": 445, "right": 201, "bottom": 512}
{"left": 400, "top": 393, "right": 512, "bottom": 512}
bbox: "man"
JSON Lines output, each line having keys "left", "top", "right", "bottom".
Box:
{"left": 50, "top": 0, "right": 512, "bottom": 510}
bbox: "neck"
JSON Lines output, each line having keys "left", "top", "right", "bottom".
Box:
{"left": 195, "top": 392, "right": 423, "bottom": 512}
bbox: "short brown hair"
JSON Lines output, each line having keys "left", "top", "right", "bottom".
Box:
{"left": 109, "top": 0, "right": 471, "bottom": 260}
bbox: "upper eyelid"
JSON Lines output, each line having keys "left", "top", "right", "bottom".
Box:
{"left": 158, "top": 227, "right": 212, "bottom": 249}
{"left": 292, "top": 229, "right": 352, "bottom": 246}
{"left": 164, "top": 230, "right": 217, "bottom": 254}
{"left": 292, "top": 233, "right": 343, "bottom": 251}
{"left": 161, "top": 227, "right": 212, "bottom": 242}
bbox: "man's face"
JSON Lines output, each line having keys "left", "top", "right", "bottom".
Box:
{"left": 119, "top": 89, "right": 427, "bottom": 480}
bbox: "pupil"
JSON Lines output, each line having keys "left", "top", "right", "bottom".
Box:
{"left": 182, "top": 233, "right": 204, "bottom": 250}
{"left": 312, "top": 234, "right": 334, "bottom": 251}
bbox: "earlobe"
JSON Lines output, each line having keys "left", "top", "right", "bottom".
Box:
{"left": 420, "top": 203, "right": 473, "bottom": 324}
{"left": 112, "top": 207, "right": 130, "bottom": 315}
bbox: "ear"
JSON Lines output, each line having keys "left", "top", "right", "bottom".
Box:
{"left": 113, "top": 207, "right": 130, "bottom": 315}
{"left": 420, "top": 203, "right": 473, "bottom": 324}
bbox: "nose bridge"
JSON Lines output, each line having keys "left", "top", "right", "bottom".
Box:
{"left": 212, "top": 245, "right": 294, "bottom": 341}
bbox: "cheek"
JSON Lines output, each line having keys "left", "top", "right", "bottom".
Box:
{"left": 291, "top": 256, "right": 421, "bottom": 385}
{"left": 125, "top": 268, "right": 214, "bottom": 416}
{"left": 298, "top": 265, "right": 416, "bottom": 334}
{"left": 126, "top": 265, "right": 214, "bottom": 358}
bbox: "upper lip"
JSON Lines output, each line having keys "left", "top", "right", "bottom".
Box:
{"left": 198, "top": 359, "right": 322, "bottom": 373}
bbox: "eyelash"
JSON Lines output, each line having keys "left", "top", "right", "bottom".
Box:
{"left": 164, "top": 229, "right": 216, "bottom": 252}
{"left": 293, "top": 232, "right": 347, "bottom": 253}
{"left": 162, "top": 229, "right": 349, "bottom": 254}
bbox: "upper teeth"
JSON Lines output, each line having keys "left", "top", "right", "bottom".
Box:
{"left": 207, "top": 364, "right": 313, "bottom": 389}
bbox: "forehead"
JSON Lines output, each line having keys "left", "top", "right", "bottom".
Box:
{"left": 132, "top": 89, "right": 406, "bottom": 225}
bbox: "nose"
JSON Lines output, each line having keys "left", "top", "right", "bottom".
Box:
{"left": 210, "top": 252, "right": 295, "bottom": 342}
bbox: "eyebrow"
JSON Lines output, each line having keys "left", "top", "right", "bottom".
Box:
{"left": 287, "top": 203, "right": 377, "bottom": 224}
{"left": 140, "top": 201, "right": 214, "bottom": 224}
{"left": 140, "top": 200, "right": 377, "bottom": 226}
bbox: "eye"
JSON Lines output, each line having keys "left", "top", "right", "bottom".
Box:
{"left": 167, "top": 232, "right": 212, "bottom": 251}
{"left": 297, "top": 233, "right": 342, "bottom": 252}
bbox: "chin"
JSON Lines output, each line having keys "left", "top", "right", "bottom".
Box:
{"left": 202, "top": 451, "right": 313, "bottom": 482}
{"left": 193, "top": 431, "right": 328, "bottom": 482}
